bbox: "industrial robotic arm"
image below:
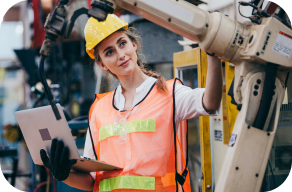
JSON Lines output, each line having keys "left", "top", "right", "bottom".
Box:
{"left": 39, "top": 0, "right": 292, "bottom": 191}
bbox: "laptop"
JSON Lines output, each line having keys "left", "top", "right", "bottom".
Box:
{"left": 15, "top": 104, "right": 122, "bottom": 173}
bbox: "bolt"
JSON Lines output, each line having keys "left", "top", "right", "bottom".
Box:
{"left": 236, "top": 167, "right": 239, "bottom": 170}
{"left": 206, "top": 24, "right": 209, "bottom": 27}
{"left": 256, "top": 174, "right": 259, "bottom": 177}
{"left": 248, "top": 126, "right": 250, "bottom": 129}
{"left": 168, "top": 18, "right": 171, "bottom": 22}
{"left": 256, "top": 52, "right": 260, "bottom": 56}
{"left": 257, "top": 79, "right": 261, "bottom": 84}
{"left": 253, "top": 91, "right": 258, "bottom": 96}
{"left": 267, "top": 133, "right": 270, "bottom": 136}
{"left": 134, "top": 2, "right": 137, "bottom": 6}
{"left": 207, "top": 185, "right": 211, "bottom": 189}
{"left": 254, "top": 85, "right": 259, "bottom": 90}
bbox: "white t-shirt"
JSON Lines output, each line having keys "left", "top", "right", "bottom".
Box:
{"left": 83, "top": 77, "right": 219, "bottom": 179}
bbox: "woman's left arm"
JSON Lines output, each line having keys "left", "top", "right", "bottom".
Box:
{"left": 202, "top": 55, "right": 223, "bottom": 112}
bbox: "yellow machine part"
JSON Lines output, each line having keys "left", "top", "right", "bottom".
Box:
{"left": 224, "top": 62, "right": 238, "bottom": 138}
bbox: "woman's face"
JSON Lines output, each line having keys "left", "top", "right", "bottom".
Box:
{"left": 96, "top": 31, "right": 138, "bottom": 77}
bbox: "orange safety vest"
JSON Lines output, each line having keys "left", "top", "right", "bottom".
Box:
{"left": 88, "top": 79, "right": 191, "bottom": 192}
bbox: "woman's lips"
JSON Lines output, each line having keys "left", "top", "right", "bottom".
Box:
{"left": 120, "top": 59, "right": 130, "bottom": 67}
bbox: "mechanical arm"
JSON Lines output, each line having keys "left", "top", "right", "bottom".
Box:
{"left": 39, "top": 0, "right": 292, "bottom": 192}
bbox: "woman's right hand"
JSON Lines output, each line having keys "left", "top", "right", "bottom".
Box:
{"left": 40, "top": 138, "right": 77, "bottom": 181}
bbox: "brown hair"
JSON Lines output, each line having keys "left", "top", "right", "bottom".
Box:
{"left": 93, "top": 27, "right": 168, "bottom": 94}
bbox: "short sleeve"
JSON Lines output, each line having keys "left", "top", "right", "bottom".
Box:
{"left": 175, "top": 82, "right": 220, "bottom": 123}
{"left": 83, "top": 129, "right": 97, "bottom": 180}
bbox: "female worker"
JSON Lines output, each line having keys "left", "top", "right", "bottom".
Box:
{"left": 40, "top": 14, "right": 222, "bottom": 192}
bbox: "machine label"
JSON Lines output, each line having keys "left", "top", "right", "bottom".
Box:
{"left": 272, "top": 31, "right": 292, "bottom": 58}
{"left": 228, "top": 134, "right": 237, "bottom": 147}
{"left": 214, "top": 130, "right": 223, "bottom": 141}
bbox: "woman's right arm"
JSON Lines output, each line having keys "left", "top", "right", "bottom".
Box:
{"left": 63, "top": 172, "right": 94, "bottom": 191}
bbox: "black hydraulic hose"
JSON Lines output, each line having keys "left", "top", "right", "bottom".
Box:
{"left": 253, "top": 63, "right": 278, "bottom": 129}
{"left": 65, "top": 8, "right": 88, "bottom": 38}
{"left": 39, "top": 55, "right": 61, "bottom": 120}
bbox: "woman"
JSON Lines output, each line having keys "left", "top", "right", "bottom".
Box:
{"left": 40, "top": 14, "right": 222, "bottom": 192}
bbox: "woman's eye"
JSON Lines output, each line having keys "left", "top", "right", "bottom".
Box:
{"left": 120, "top": 41, "right": 126, "bottom": 47}
{"left": 106, "top": 50, "right": 113, "bottom": 56}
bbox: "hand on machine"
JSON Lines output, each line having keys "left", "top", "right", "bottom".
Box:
{"left": 40, "top": 138, "right": 77, "bottom": 181}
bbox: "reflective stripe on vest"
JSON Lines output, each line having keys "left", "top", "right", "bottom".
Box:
{"left": 99, "top": 175, "right": 155, "bottom": 192}
{"left": 99, "top": 119, "right": 156, "bottom": 141}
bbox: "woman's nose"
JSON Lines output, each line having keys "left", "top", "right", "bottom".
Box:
{"left": 117, "top": 48, "right": 125, "bottom": 60}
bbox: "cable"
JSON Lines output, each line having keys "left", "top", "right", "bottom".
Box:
{"left": 238, "top": 1, "right": 270, "bottom": 23}
{"left": 240, "top": 1, "right": 258, "bottom": 10}
{"left": 238, "top": 3, "right": 250, "bottom": 19}
{"left": 45, "top": 168, "right": 51, "bottom": 192}
{"left": 39, "top": 55, "right": 61, "bottom": 120}
{"left": 53, "top": 177, "right": 57, "bottom": 192}
{"left": 33, "top": 181, "right": 47, "bottom": 192}
{"left": 33, "top": 168, "right": 52, "bottom": 192}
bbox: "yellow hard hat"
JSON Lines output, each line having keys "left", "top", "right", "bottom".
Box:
{"left": 84, "top": 14, "right": 128, "bottom": 59}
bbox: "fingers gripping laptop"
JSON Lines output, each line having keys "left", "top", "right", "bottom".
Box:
{"left": 15, "top": 104, "right": 121, "bottom": 173}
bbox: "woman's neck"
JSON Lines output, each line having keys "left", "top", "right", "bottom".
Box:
{"left": 118, "top": 66, "right": 148, "bottom": 94}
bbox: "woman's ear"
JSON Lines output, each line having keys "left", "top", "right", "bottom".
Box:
{"left": 132, "top": 41, "right": 137, "bottom": 52}
{"left": 97, "top": 61, "right": 108, "bottom": 71}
